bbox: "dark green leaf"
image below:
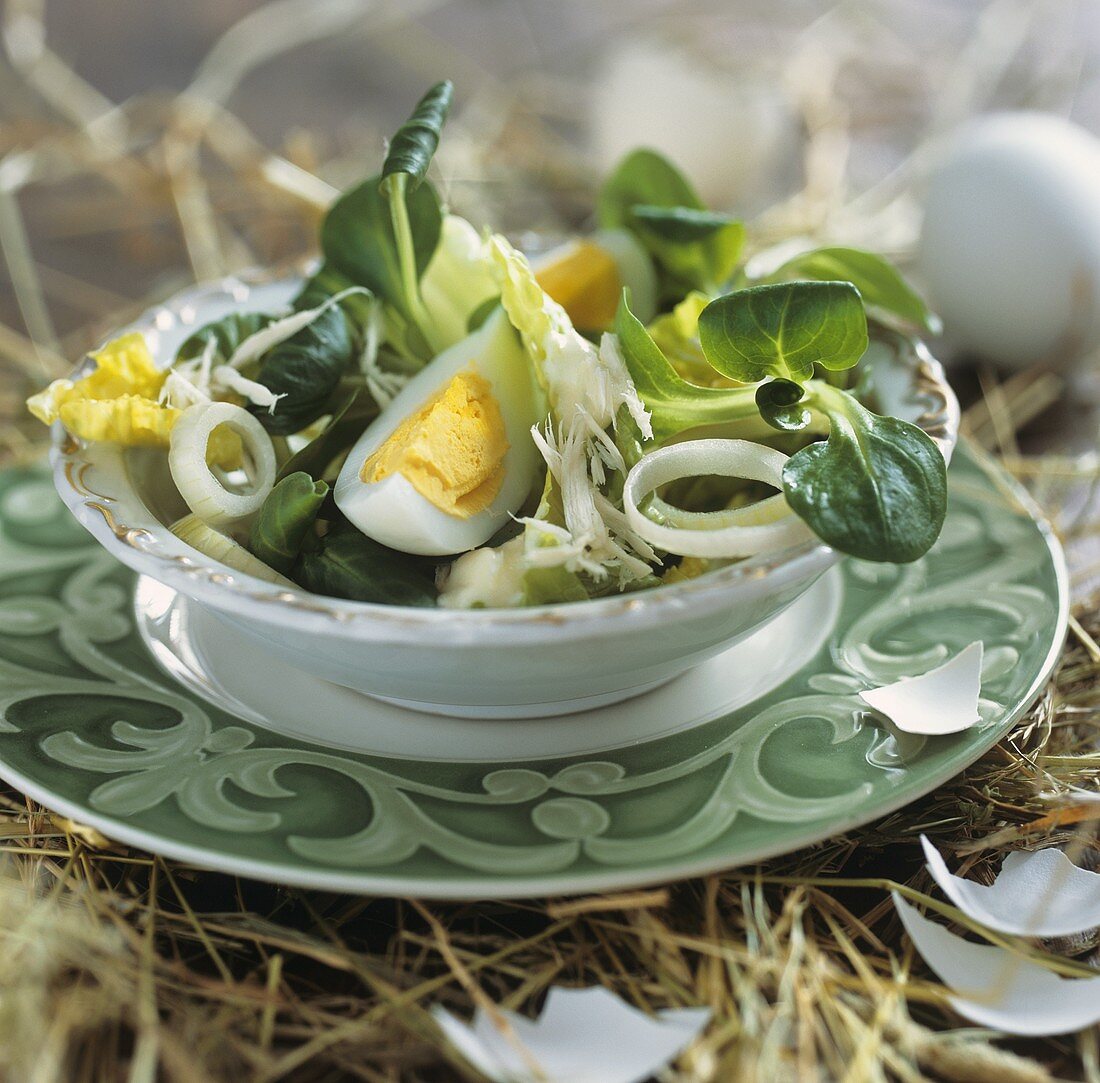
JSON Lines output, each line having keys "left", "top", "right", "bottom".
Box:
{"left": 381, "top": 81, "right": 453, "bottom": 189}
{"left": 597, "top": 149, "right": 703, "bottom": 230}
{"left": 765, "top": 247, "right": 937, "bottom": 333}
{"left": 276, "top": 389, "right": 377, "bottom": 482}
{"left": 249, "top": 473, "right": 328, "bottom": 575}
{"left": 783, "top": 387, "right": 947, "bottom": 562}
{"left": 629, "top": 205, "right": 739, "bottom": 243}
{"left": 176, "top": 311, "right": 275, "bottom": 365}
{"left": 615, "top": 293, "right": 758, "bottom": 442}
{"left": 698, "top": 282, "right": 868, "bottom": 385}
{"left": 755, "top": 379, "right": 811, "bottom": 432}
{"left": 597, "top": 150, "right": 743, "bottom": 296}
{"left": 321, "top": 172, "right": 442, "bottom": 332}
{"left": 295, "top": 521, "right": 438, "bottom": 606}
{"left": 294, "top": 264, "right": 375, "bottom": 339}
{"left": 629, "top": 205, "right": 744, "bottom": 293}
{"left": 253, "top": 303, "right": 354, "bottom": 435}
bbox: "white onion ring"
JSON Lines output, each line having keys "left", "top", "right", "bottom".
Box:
{"left": 168, "top": 401, "right": 276, "bottom": 526}
{"left": 170, "top": 514, "right": 295, "bottom": 587}
{"left": 622, "top": 439, "right": 812, "bottom": 557}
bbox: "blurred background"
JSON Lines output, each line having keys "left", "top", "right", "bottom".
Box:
{"left": 1, "top": 0, "right": 1098, "bottom": 592}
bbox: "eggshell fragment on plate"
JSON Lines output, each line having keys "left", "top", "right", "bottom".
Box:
{"left": 893, "top": 893, "right": 1100, "bottom": 1036}
{"left": 432, "top": 986, "right": 710, "bottom": 1083}
{"left": 859, "top": 642, "right": 983, "bottom": 736}
{"left": 921, "top": 836, "right": 1100, "bottom": 938}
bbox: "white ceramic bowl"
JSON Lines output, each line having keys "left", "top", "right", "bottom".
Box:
{"left": 51, "top": 272, "right": 959, "bottom": 718}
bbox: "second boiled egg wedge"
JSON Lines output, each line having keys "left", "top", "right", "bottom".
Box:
{"left": 534, "top": 228, "right": 657, "bottom": 331}
{"left": 335, "top": 308, "right": 545, "bottom": 556}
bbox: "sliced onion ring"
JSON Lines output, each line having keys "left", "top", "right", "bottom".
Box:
{"left": 168, "top": 401, "right": 276, "bottom": 526}
{"left": 622, "top": 439, "right": 812, "bottom": 558}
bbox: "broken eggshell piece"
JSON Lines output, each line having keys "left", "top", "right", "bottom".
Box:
{"left": 921, "top": 835, "right": 1100, "bottom": 939}
{"left": 859, "top": 641, "right": 983, "bottom": 736}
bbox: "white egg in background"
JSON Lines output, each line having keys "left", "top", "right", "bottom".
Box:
{"left": 919, "top": 112, "right": 1100, "bottom": 368}
{"left": 335, "top": 309, "right": 545, "bottom": 556}
{"left": 589, "top": 37, "right": 799, "bottom": 212}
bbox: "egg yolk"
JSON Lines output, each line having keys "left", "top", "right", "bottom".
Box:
{"left": 536, "top": 240, "right": 621, "bottom": 330}
{"left": 360, "top": 370, "right": 509, "bottom": 519}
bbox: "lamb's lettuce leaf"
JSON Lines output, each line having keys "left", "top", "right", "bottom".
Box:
{"left": 698, "top": 281, "right": 868, "bottom": 384}
{"left": 251, "top": 302, "right": 354, "bottom": 435}
{"left": 177, "top": 312, "right": 275, "bottom": 365}
{"left": 381, "top": 80, "right": 453, "bottom": 189}
{"left": 615, "top": 294, "right": 758, "bottom": 442}
{"left": 320, "top": 82, "right": 455, "bottom": 362}
{"left": 761, "top": 247, "right": 937, "bottom": 333}
{"left": 295, "top": 520, "right": 439, "bottom": 606}
{"left": 249, "top": 472, "right": 328, "bottom": 575}
{"left": 784, "top": 383, "right": 947, "bottom": 562}
{"left": 598, "top": 149, "right": 743, "bottom": 295}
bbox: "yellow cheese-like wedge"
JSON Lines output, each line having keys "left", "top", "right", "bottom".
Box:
{"left": 535, "top": 240, "right": 622, "bottom": 330}
{"left": 360, "top": 370, "right": 509, "bottom": 519}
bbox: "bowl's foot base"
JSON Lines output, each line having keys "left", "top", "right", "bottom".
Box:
{"left": 132, "top": 569, "right": 843, "bottom": 762}
{"left": 366, "top": 674, "right": 680, "bottom": 719}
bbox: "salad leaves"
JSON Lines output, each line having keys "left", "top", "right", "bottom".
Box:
{"left": 615, "top": 294, "right": 758, "bottom": 442}
{"left": 249, "top": 472, "right": 329, "bottom": 575}
{"left": 177, "top": 312, "right": 275, "bottom": 365}
{"left": 380, "top": 80, "right": 453, "bottom": 187}
{"left": 695, "top": 283, "right": 945, "bottom": 562}
{"left": 759, "top": 246, "right": 937, "bottom": 333}
{"left": 251, "top": 302, "right": 355, "bottom": 435}
{"left": 295, "top": 521, "right": 439, "bottom": 607}
{"left": 698, "top": 281, "right": 869, "bottom": 384}
{"left": 783, "top": 384, "right": 947, "bottom": 562}
{"left": 598, "top": 148, "right": 744, "bottom": 296}
{"left": 321, "top": 177, "right": 442, "bottom": 359}
{"left": 31, "top": 78, "right": 953, "bottom": 611}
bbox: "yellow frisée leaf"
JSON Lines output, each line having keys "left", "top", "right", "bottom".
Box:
{"left": 26, "top": 379, "right": 75, "bottom": 424}
{"left": 84, "top": 332, "right": 165, "bottom": 400}
{"left": 27, "top": 332, "right": 164, "bottom": 425}
{"left": 53, "top": 393, "right": 241, "bottom": 468}
{"left": 25, "top": 329, "right": 241, "bottom": 468}
{"left": 59, "top": 395, "right": 178, "bottom": 448}
{"left": 488, "top": 234, "right": 559, "bottom": 373}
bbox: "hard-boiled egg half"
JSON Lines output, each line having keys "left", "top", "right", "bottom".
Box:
{"left": 534, "top": 228, "right": 657, "bottom": 331}
{"left": 335, "top": 308, "right": 545, "bottom": 556}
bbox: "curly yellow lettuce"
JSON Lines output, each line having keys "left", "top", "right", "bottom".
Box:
{"left": 27, "top": 332, "right": 240, "bottom": 468}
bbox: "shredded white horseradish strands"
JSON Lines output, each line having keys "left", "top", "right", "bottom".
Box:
{"left": 226, "top": 286, "right": 370, "bottom": 370}
{"left": 211, "top": 365, "right": 285, "bottom": 413}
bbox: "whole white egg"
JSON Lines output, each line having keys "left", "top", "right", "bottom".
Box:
{"left": 919, "top": 112, "right": 1100, "bottom": 368}
{"left": 589, "top": 37, "right": 798, "bottom": 211}
{"left": 335, "top": 309, "right": 545, "bottom": 556}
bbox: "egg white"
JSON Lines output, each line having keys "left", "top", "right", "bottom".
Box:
{"left": 335, "top": 308, "right": 545, "bottom": 556}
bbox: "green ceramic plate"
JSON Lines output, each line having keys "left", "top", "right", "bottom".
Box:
{"left": 0, "top": 444, "right": 1067, "bottom": 898}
